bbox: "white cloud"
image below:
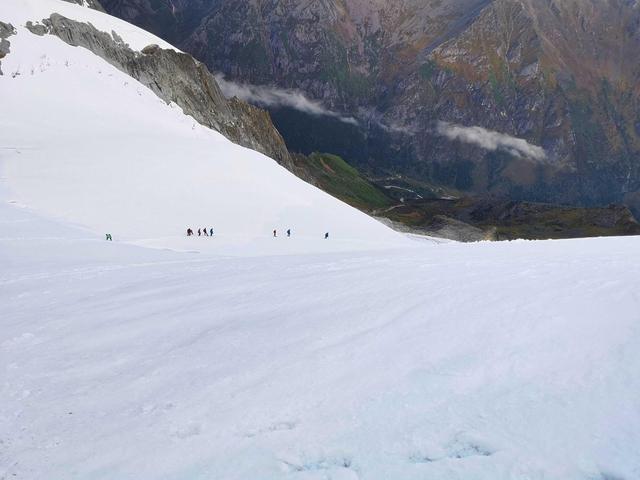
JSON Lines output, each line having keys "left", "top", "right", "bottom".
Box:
{"left": 212, "top": 77, "right": 546, "bottom": 158}
{"left": 214, "top": 74, "right": 359, "bottom": 126}
{"left": 361, "top": 110, "right": 417, "bottom": 135}
{"left": 436, "top": 121, "right": 546, "bottom": 161}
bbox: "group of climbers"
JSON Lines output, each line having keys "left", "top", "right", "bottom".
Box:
{"left": 187, "top": 227, "right": 214, "bottom": 237}
{"left": 183, "top": 228, "right": 330, "bottom": 239}
{"left": 272, "top": 229, "right": 292, "bottom": 237}
{"left": 107, "top": 228, "right": 330, "bottom": 241}
{"left": 272, "top": 229, "right": 329, "bottom": 239}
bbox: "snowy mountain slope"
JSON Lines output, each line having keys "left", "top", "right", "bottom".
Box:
{"left": 2, "top": 196, "right": 640, "bottom": 479}
{"left": 2, "top": 1, "right": 640, "bottom": 479}
{"left": 0, "top": 0, "right": 406, "bottom": 255}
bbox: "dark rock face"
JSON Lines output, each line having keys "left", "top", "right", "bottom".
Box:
{"left": 0, "top": 22, "right": 16, "bottom": 75}
{"left": 25, "top": 13, "right": 293, "bottom": 170}
{"left": 101, "top": 0, "right": 640, "bottom": 214}
{"left": 100, "top": 0, "right": 214, "bottom": 47}
{"left": 60, "top": 0, "right": 106, "bottom": 12}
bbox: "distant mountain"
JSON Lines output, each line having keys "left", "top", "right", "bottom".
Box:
{"left": 102, "top": 0, "right": 640, "bottom": 215}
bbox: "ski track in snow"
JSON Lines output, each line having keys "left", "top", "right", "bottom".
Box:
{"left": 1, "top": 1, "right": 640, "bottom": 479}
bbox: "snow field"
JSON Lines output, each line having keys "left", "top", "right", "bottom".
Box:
{"left": 2, "top": 1, "right": 640, "bottom": 479}
{"left": 2, "top": 200, "right": 640, "bottom": 479}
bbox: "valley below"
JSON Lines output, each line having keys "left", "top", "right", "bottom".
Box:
{"left": 293, "top": 153, "right": 640, "bottom": 242}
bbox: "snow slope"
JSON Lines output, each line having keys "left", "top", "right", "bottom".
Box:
{"left": 2, "top": 200, "right": 640, "bottom": 480}
{"left": 0, "top": 0, "right": 407, "bottom": 256}
{"left": 2, "top": 1, "right": 640, "bottom": 480}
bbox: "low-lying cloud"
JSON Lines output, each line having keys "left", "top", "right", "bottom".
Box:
{"left": 436, "top": 121, "right": 546, "bottom": 161}
{"left": 377, "top": 121, "right": 417, "bottom": 135}
{"left": 360, "top": 110, "right": 418, "bottom": 136}
{"left": 213, "top": 76, "right": 545, "bottom": 157}
{"left": 214, "top": 74, "right": 359, "bottom": 126}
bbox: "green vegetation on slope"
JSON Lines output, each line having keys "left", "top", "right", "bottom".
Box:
{"left": 292, "top": 152, "right": 392, "bottom": 211}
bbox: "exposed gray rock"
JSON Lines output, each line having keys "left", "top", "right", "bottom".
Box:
{"left": 26, "top": 13, "right": 293, "bottom": 169}
{"left": 0, "top": 22, "right": 16, "bottom": 75}
{"left": 61, "top": 0, "right": 106, "bottom": 13}
{"left": 424, "top": 216, "right": 493, "bottom": 242}
{"left": 376, "top": 215, "right": 491, "bottom": 242}
{"left": 24, "top": 22, "right": 48, "bottom": 36}
{"left": 141, "top": 43, "right": 160, "bottom": 55}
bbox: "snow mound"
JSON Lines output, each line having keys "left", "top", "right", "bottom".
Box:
{"left": 0, "top": 0, "right": 408, "bottom": 255}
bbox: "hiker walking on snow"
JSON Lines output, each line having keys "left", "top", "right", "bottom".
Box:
{"left": 209, "top": 228, "right": 214, "bottom": 236}
{"left": 203, "top": 228, "right": 208, "bottom": 236}
{"left": 198, "top": 228, "right": 201, "bottom": 236}
{"left": 105, "top": 233, "right": 112, "bottom": 241}
{"left": 273, "top": 229, "right": 277, "bottom": 237}
{"left": 187, "top": 228, "right": 193, "bottom": 236}
{"left": 325, "top": 232, "right": 329, "bottom": 239}
{"left": 287, "top": 229, "right": 291, "bottom": 237}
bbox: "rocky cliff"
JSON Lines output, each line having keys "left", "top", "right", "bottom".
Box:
{"left": 26, "top": 10, "right": 293, "bottom": 170}
{"left": 61, "top": 0, "right": 106, "bottom": 12}
{"left": 0, "top": 21, "right": 15, "bottom": 75}
{"left": 102, "top": 0, "right": 640, "bottom": 214}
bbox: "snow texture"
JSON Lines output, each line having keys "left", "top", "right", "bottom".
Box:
{"left": 2, "top": 2, "right": 640, "bottom": 480}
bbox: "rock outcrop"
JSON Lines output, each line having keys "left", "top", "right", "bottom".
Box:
{"left": 0, "top": 22, "right": 16, "bottom": 75}
{"left": 26, "top": 13, "right": 293, "bottom": 170}
{"left": 61, "top": 0, "right": 106, "bottom": 13}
